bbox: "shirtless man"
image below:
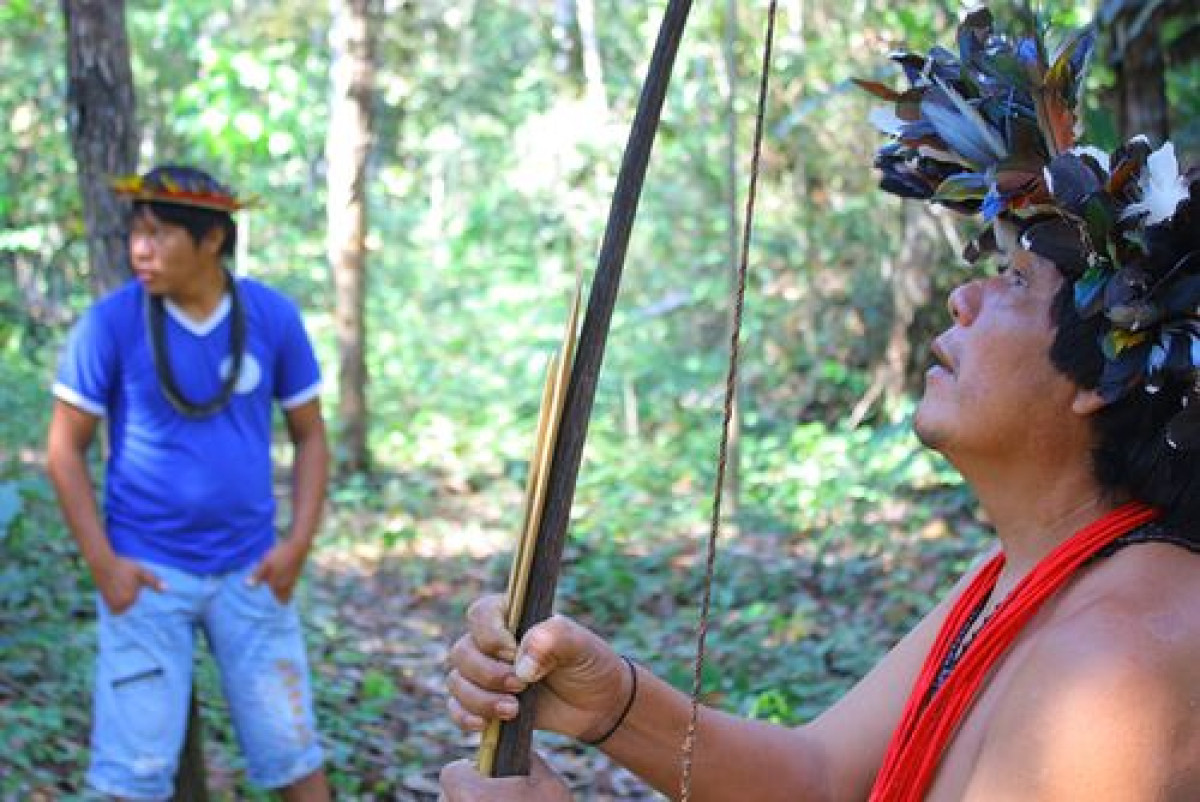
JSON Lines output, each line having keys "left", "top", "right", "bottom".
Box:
{"left": 440, "top": 8, "right": 1200, "bottom": 800}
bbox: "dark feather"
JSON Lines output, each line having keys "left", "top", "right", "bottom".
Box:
{"left": 964, "top": 226, "right": 998, "bottom": 264}
{"left": 1160, "top": 274, "right": 1200, "bottom": 317}
{"left": 993, "top": 168, "right": 1041, "bottom": 198}
{"left": 1107, "top": 137, "right": 1152, "bottom": 199}
{"left": 1022, "top": 217, "right": 1089, "bottom": 276}
{"left": 1097, "top": 342, "right": 1148, "bottom": 402}
{"left": 1047, "top": 152, "right": 1103, "bottom": 212}
{"left": 958, "top": 7, "right": 994, "bottom": 66}
{"left": 853, "top": 78, "right": 904, "bottom": 102}
{"left": 889, "top": 52, "right": 927, "bottom": 85}
{"left": 1166, "top": 404, "right": 1200, "bottom": 451}
{"left": 922, "top": 84, "right": 1008, "bottom": 166}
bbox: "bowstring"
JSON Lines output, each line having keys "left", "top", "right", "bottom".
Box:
{"left": 679, "top": 2, "right": 778, "bottom": 799}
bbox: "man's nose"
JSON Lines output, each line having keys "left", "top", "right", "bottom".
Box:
{"left": 130, "top": 233, "right": 153, "bottom": 257}
{"left": 947, "top": 280, "right": 982, "bottom": 325}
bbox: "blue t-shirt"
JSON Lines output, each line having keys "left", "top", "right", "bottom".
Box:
{"left": 53, "top": 277, "right": 322, "bottom": 574}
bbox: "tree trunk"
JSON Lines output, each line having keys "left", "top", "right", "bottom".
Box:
{"left": 62, "top": 5, "right": 213, "bottom": 792}
{"left": 61, "top": 0, "right": 137, "bottom": 297}
{"left": 171, "top": 695, "right": 210, "bottom": 802}
{"left": 576, "top": 0, "right": 607, "bottom": 112}
{"left": 552, "top": 0, "right": 582, "bottom": 80}
{"left": 327, "top": 0, "right": 376, "bottom": 474}
{"left": 553, "top": 0, "right": 606, "bottom": 110}
{"left": 1108, "top": 2, "right": 1170, "bottom": 143}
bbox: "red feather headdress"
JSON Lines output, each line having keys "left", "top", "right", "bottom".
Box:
{"left": 111, "top": 165, "right": 255, "bottom": 213}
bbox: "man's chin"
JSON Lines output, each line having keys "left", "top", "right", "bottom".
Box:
{"left": 911, "top": 408, "right": 946, "bottom": 451}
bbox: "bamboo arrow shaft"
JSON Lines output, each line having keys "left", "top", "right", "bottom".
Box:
{"left": 491, "top": 0, "right": 694, "bottom": 778}
{"left": 478, "top": 274, "right": 581, "bottom": 776}
{"left": 476, "top": 356, "right": 559, "bottom": 777}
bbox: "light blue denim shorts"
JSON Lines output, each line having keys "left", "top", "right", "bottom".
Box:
{"left": 87, "top": 561, "right": 324, "bottom": 801}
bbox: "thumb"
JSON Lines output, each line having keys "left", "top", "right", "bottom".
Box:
{"left": 438, "top": 759, "right": 488, "bottom": 801}
{"left": 513, "top": 614, "right": 594, "bottom": 683}
{"left": 527, "top": 751, "right": 561, "bottom": 783}
{"left": 439, "top": 754, "right": 566, "bottom": 801}
{"left": 139, "top": 567, "right": 166, "bottom": 593}
{"left": 247, "top": 561, "right": 269, "bottom": 586}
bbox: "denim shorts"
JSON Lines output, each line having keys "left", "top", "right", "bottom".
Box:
{"left": 87, "top": 561, "right": 324, "bottom": 800}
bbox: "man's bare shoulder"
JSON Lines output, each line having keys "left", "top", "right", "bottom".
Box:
{"left": 981, "top": 543, "right": 1200, "bottom": 798}
{"left": 1051, "top": 540, "right": 1200, "bottom": 664}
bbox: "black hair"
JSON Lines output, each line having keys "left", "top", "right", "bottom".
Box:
{"left": 133, "top": 200, "right": 237, "bottom": 258}
{"left": 1049, "top": 283, "right": 1200, "bottom": 538}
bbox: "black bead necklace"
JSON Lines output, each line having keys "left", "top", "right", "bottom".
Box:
{"left": 146, "top": 268, "right": 246, "bottom": 418}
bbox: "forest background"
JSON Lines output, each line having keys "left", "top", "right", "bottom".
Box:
{"left": 1, "top": 0, "right": 1197, "bottom": 799}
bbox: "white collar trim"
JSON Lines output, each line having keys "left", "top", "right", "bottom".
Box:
{"left": 164, "top": 293, "right": 231, "bottom": 336}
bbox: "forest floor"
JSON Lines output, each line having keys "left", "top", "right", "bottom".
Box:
{"left": 3, "top": 455, "right": 981, "bottom": 801}
{"left": 296, "top": 490, "right": 659, "bottom": 801}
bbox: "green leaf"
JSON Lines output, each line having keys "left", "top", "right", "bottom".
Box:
{"left": 361, "top": 669, "right": 397, "bottom": 702}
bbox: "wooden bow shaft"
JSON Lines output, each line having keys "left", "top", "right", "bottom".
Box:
{"left": 488, "top": 0, "right": 696, "bottom": 777}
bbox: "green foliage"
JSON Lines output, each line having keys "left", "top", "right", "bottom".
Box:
{"left": 558, "top": 412, "right": 981, "bottom": 727}
{"left": 0, "top": 480, "right": 23, "bottom": 541}
{"left": 0, "top": 4, "right": 85, "bottom": 354}
{"left": 0, "top": 469, "right": 95, "bottom": 797}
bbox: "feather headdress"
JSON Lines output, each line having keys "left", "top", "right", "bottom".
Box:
{"left": 859, "top": 7, "right": 1200, "bottom": 449}
{"left": 111, "top": 165, "right": 254, "bottom": 213}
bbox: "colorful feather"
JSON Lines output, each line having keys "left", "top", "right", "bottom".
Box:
{"left": 857, "top": 4, "right": 1200, "bottom": 448}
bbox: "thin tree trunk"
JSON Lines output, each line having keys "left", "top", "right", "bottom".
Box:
{"left": 576, "top": 0, "right": 607, "bottom": 112}
{"left": 553, "top": 0, "right": 582, "bottom": 80}
{"left": 172, "top": 695, "right": 210, "bottom": 802}
{"left": 327, "top": 0, "right": 376, "bottom": 474}
{"left": 1109, "top": 3, "right": 1170, "bottom": 143}
{"left": 61, "top": 0, "right": 137, "bottom": 297}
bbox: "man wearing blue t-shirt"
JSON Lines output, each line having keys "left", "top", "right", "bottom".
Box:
{"left": 46, "top": 165, "right": 331, "bottom": 801}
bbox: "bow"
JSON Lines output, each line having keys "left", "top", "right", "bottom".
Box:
{"left": 485, "top": 0, "right": 695, "bottom": 777}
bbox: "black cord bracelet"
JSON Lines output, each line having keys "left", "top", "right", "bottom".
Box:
{"left": 583, "top": 655, "right": 638, "bottom": 747}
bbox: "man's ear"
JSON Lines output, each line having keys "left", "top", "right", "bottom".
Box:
{"left": 200, "top": 226, "right": 226, "bottom": 257}
{"left": 1072, "top": 388, "right": 1107, "bottom": 415}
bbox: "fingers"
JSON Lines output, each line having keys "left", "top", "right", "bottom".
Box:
{"left": 439, "top": 759, "right": 490, "bottom": 801}
{"left": 448, "top": 595, "right": 529, "bottom": 729}
{"left": 105, "top": 593, "right": 134, "bottom": 616}
{"left": 449, "top": 598, "right": 617, "bottom": 740}
{"left": 445, "top": 608, "right": 573, "bottom": 730}
{"left": 439, "top": 754, "right": 569, "bottom": 802}
{"left": 446, "top": 694, "right": 485, "bottom": 731}
{"left": 445, "top": 666, "right": 519, "bottom": 727}
{"left": 527, "top": 750, "right": 561, "bottom": 783}
{"left": 449, "top": 631, "right": 528, "bottom": 690}
{"left": 466, "top": 594, "right": 518, "bottom": 661}
{"left": 446, "top": 631, "right": 526, "bottom": 728}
